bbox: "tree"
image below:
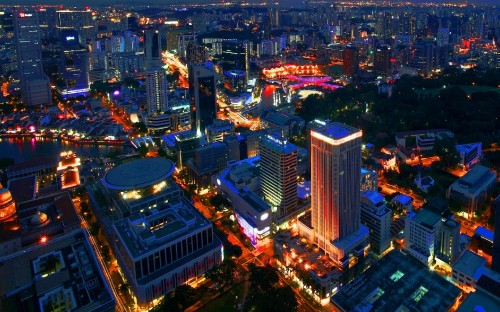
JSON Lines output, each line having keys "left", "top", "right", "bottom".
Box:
{"left": 210, "top": 194, "right": 230, "bottom": 211}
{"left": 132, "top": 122, "right": 148, "bottom": 134}
{"left": 119, "top": 283, "right": 130, "bottom": 294}
{"left": 433, "top": 137, "right": 460, "bottom": 169}
{"left": 249, "top": 264, "right": 279, "bottom": 292}
{"left": 122, "top": 77, "right": 140, "bottom": 89}
{"left": 89, "top": 222, "right": 100, "bottom": 236}
{"left": 151, "top": 285, "right": 200, "bottom": 312}
{"left": 137, "top": 145, "right": 149, "bottom": 157}
{"left": 205, "top": 259, "right": 237, "bottom": 288}
{"left": 268, "top": 286, "right": 298, "bottom": 312}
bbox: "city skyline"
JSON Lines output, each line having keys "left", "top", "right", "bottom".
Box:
{"left": 1, "top": 0, "right": 499, "bottom": 6}
{"left": 0, "top": 0, "right": 498, "bottom": 311}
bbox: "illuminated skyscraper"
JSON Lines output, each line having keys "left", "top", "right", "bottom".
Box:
{"left": 13, "top": 10, "right": 51, "bottom": 107}
{"left": 309, "top": 122, "right": 369, "bottom": 264}
{"left": 189, "top": 64, "right": 216, "bottom": 136}
{"left": 146, "top": 68, "right": 169, "bottom": 113}
{"left": 260, "top": 134, "right": 298, "bottom": 227}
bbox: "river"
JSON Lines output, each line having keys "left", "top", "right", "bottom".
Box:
{"left": 0, "top": 137, "right": 133, "bottom": 163}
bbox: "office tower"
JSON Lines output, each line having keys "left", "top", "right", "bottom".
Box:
{"left": 186, "top": 42, "right": 208, "bottom": 65}
{"left": 56, "top": 9, "right": 94, "bottom": 44}
{"left": 374, "top": 45, "right": 391, "bottom": 75}
{"left": 492, "top": 195, "right": 500, "bottom": 272}
{"left": 59, "top": 30, "right": 90, "bottom": 99}
{"left": 0, "top": 11, "right": 13, "bottom": 38}
{"left": 412, "top": 39, "right": 435, "bottom": 76}
{"left": 221, "top": 41, "right": 250, "bottom": 84}
{"left": 13, "top": 11, "right": 51, "bottom": 107}
{"left": 260, "top": 134, "right": 298, "bottom": 226}
{"left": 178, "top": 34, "right": 197, "bottom": 59}
{"left": 38, "top": 7, "right": 57, "bottom": 39}
{"left": 343, "top": 45, "right": 359, "bottom": 76}
{"left": 145, "top": 67, "right": 169, "bottom": 113}
{"left": 189, "top": 64, "right": 216, "bottom": 136}
{"left": 144, "top": 29, "right": 162, "bottom": 68}
{"left": 437, "top": 28, "right": 450, "bottom": 47}
{"left": 360, "top": 190, "right": 391, "bottom": 254}
{"left": 309, "top": 122, "right": 369, "bottom": 263}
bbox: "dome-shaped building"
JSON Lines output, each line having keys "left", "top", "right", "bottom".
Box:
{"left": 31, "top": 211, "right": 50, "bottom": 227}
{"left": 0, "top": 185, "right": 16, "bottom": 222}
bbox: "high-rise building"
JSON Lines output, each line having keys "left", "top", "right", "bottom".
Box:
{"left": 144, "top": 29, "right": 162, "bottom": 68}
{"left": 374, "top": 45, "right": 391, "bottom": 75}
{"left": 221, "top": 41, "right": 250, "bottom": 84}
{"left": 178, "top": 34, "right": 197, "bottom": 60}
{"left": 186, "top": 42, "right": 208, "bottom": 65}
{"left": 343, "top": 45, "right": 359, "bottom": 76}
{"left": 13, "top": 11, "right": 51, "bottom": 107}
{"left": 58, "top": 30, "right": 90, "bottom": 99}
{"left": 308, "top": 122, "right": 369, "bottom": 264}
{"left": 189, "top": 64, "right": 216, "bottom": 136}
{"left": 260, "top": 134, "right": 298, "bottom": 227}
{"left": 412, "top": 39, "right": 435, "bottom": 76}
{"left": 56, "top": 9, "right": 94, "bottom": 44}
{"left": 38, "top": 7, "right": 57, "bottom": 39}
{"left": 145, "top": 67, "right": 169, "bottom": 113}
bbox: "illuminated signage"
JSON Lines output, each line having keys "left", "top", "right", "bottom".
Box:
{"left": 19, "top": 12, "right": 33, "bottom": 18}
{"left": 66, "top": 36, "right": 75, "bottom": 41}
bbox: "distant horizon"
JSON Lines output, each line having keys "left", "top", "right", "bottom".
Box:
{"left": 0, "top": 0, "right": 498, "bottom": 8}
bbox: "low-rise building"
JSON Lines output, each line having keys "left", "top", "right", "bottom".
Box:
{"left": 447, "top": 165, "right": 496, "bottom": 218}
{"left": 456, "top": 142, "right": 482, "bottom": 171}
{"left": 215, "top": 156, "right": 272, "bottom": 245}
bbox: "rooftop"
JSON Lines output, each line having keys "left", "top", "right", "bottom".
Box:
{"left": 456, "top": 142, "right": 482, "bottom": 153}
{"left": 8, "top": 175, "right": 37, "bottom": 203}
{"left": 332, "top": 251, "right": 461, "bottom": 312}
{"left": 361, "top": 190, "right": 385, "bottom": 207}
{"left": 474, "top": 226, "right": 494, "bottom": 242}
{"left": 312, "top": 122, "right": 361, "bottom": 141}
{"left": 240, "top": 191, "right": 271, "bottom": 213}
{"left": 102, "top": 158, "right": 175, "bottom": 191}
{"left": 455, "top": 165, "right": 495, "bottom": 189}
{"left": 114, "top": 197, "right": 209, "bottom": 258}
{"left": 411, "top": 208, "right": 441, "bottom": 229}
{"left": 453, "top": 250, "right": 486, "bottom": 278}
{"left": 260, "top": 109, "right": 304, "bottom": 127}
{"left": 7, "top": 155, "right": 58, "bottom": 175}
{"left": 260, "top": 134, "right": 297, "bottom": 155}
{"left": 457, "top": 288, "right": 500, "bottom": 312}
{"left": 0, "top": 230, "right": 114, "bottom": 312}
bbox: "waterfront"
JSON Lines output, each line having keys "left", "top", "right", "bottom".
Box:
{"left": 0, "top": 137, "right": 132, "bottom": 163}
